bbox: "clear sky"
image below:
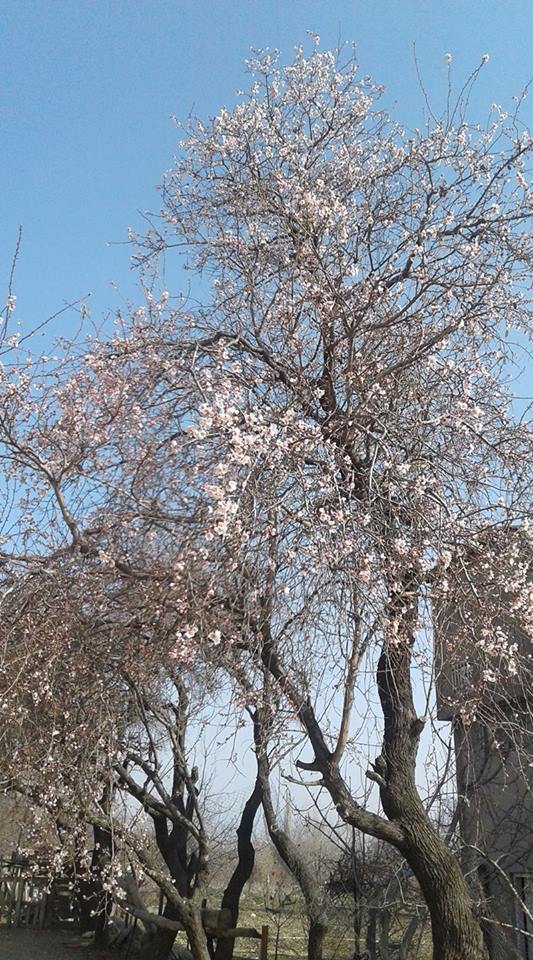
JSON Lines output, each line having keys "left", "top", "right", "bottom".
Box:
{"left": 1, "top": 0, "right": 532, "bottom": 337}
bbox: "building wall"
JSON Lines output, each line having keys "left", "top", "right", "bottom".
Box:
{"left": 454, "top": 717, "right": 533, "bottom": 959}
{"left": 433, "top": 531, "right": 533, "bottom": 958}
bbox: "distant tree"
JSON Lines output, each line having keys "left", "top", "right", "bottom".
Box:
{"left": 0, "top": 565, "right": 260, "bottom": 960}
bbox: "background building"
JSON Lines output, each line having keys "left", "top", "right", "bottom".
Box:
{"left": 434, "top": 530, "right": 533, "bottom": 960}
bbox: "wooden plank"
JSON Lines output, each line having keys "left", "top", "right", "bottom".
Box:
{"left": 38, "top": 888, "right": 47, "bottom": 930}
{"left": 0, "top": 879, "right": 8, "bottom": 917}
{"left": 13, "top": 877, "right": 24, "bottom": 928}
{"left": 7, "top": 877, "right": 17, "bottom": 927}
{"left": 3, "top": 879, "right": 12, "bottom": 926}
{"left": 260, "top": 924, "right": 269, "bottom": 960}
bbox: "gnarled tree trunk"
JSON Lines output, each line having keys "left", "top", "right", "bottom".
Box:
{"left": 374, "top": 581, "right": 488, "bottom": 960}
{"left": 259, "top": 602, "right": 489, "bottom": 960}
{"left": 214, "top": 779, "right": 262, "bottom": 960}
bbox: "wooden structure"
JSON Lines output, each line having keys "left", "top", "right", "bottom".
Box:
{"left": 0, "top": 860, "right": 48, "bottom": 929}
{"left": 0, "top": 859, "right": 79, "bottom": 931}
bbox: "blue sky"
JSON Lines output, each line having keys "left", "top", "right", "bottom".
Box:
{"left": 1, "top": 0, "right": 532, "bottom": 338}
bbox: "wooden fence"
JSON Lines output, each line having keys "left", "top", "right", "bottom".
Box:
{"left": 0, "top": 860, "right": 48, "bottom": 929}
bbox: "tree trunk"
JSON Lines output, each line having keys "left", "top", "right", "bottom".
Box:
{"left": 365, "top": 908, "right": 377, "bottom": 960}
{"left": 138, "top": 903, "right": 210, "bottom": 960}
{"left": 186, "top": 910, "right": 212, "bottom": 960}
{"left": 77, "top": 877, "right": 95, "bottom": 936}
{"left": 400, "top": 821, "right": 487, "bottom": 960}
{"left": 142, "top": 930, "right": 177, "bottom": 960}
{"left": 93, "top": 823, "right": 112, "bottom": 947}
{"left": 307, "top": 920, "right": 327, "bottom": 960}
{"left": 379, "top": 908, "right": 390, "bottom": 960}
{"left": 259, "top": 607, "right": 488, "bottom": 960}
{"left": 77, "top": 821, "right": 112, "bottom": 946}
{"left": 138, "top": 900, "right": 179, "bottom": 960}
{"left": 353, "top": 904, "right": 365, "bottom": 960}
{"left": 142, "top": 927, "right": 178, "bottom": 960}
{"left": 214, "top": 779, "right": 262, "bottom": 960}
{"left": 375, "top": 588, "right": 489, "bottom": 960}
{"left": 399, "top": 915, "right": 421, "bottom": 960}
{"left": 349, "top": 835, "right": 364, "bottom": 960}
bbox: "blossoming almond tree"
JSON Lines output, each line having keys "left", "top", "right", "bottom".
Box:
{"left": 130, "top": 44, "right": 532, "bottom": 960}
{"left": 0, "top": 41, "right": 531, "bottom": 960}
{"left": 0, "top": 552, "right": 267, "bottom": 960}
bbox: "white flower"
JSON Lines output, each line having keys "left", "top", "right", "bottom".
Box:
{"left": 481, "top": 53, "right": 490, "bottom": 63}
{"left": 445, "top": 53, "right": 452, "bottom": 65}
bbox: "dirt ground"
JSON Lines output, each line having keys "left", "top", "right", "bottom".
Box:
{"left": 0, "top": 928, "right": 115, "bottom": 960}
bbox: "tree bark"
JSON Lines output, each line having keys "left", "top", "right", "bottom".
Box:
{"left": 214, "top": 779, "right": 262, "bottom": 960}
{"left": 399, "top": 915, "right": 421, "bottom": 960}
{"left": 92, "top": 822, "right": 113, "bottom": 947}
{"left": 186, "top": 908, "right": 212, "bottom": 960}
{"left": 78, "top": 813, "right": 113, "bottom": 945}
{"left": 139, "top": 903, "right": 179, "bottom": 960}
{"left": 375, "top": 583, "right": 488, "bottom": 960}
{"left": 379, "top": 908, "right": 390, "bottom": 960}
{"left": 138, "top": 680, "right": 209, "bottom": 960}
{"left": 137, "top": 901, "right": 211, "bottom": 960}
{"left": 307, "top": 920, "right": 327, "bottom": 960}
{"left": 144, "top": 928, "right": 178, "bottom": 960}
{"left": 365, "top": 908, "right": 377, "bottom": 960}
{"left": 349, "top": 834, "right": 365, "bottom": 960}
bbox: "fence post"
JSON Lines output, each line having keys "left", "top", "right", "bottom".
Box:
{"left": 38, "top": 888, "right": 48, "bottom": 929}
{"left": 260, "top": 924, "right": 269, "bottom": 960}
{"left": 6, "top": 876, "right": 15, "bottom": 926}
{"left": 13, "top": 876, "right": 24, "bottom": 928}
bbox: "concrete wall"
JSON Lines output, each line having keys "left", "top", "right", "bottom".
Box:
{"left": 433, "top": 531, "right": 533, "bottom": 958}
{"left": 454, "top": 716, "right": 533, "bottom": 959}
